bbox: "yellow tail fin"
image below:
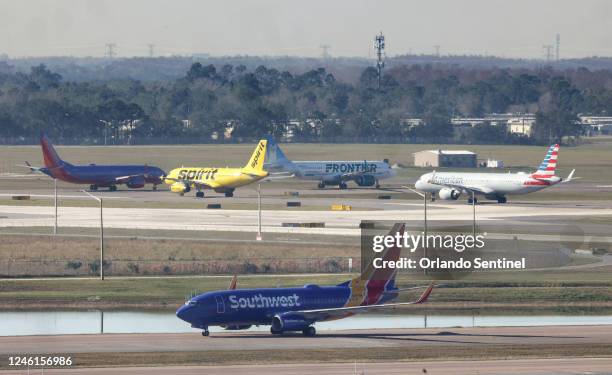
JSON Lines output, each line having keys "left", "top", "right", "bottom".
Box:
{"left": 244, "top": 139, "right": 267, "bottom": 171}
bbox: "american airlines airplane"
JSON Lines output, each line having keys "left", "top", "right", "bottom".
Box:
{"left": 264, "top": 136, "right": 396, "bottom": 189}
{"left": 415, "top": 144, "right": 576, "bottom": 203}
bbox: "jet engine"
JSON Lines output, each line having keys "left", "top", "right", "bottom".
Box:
{"left": 355, "top": 175, "right": 376, "bottom": 187}
{"left": 126, "top": 176, "right": 145, "bottom": 189}
{"left": 438, "top": 188, "right": 460, "bottom": 200}
{"left": 271, "top": 314, "right": 310, "bottom": 332}
{"left": 170, "top": 182, "right": 191, "bottom": 194}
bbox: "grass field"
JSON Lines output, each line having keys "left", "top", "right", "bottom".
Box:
{"left": 2, "top": 272, "right": 611, "bottom": 311}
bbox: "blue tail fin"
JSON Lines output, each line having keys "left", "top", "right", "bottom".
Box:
{"left": 264, "top": 135, "right": 293, "bottom": 172}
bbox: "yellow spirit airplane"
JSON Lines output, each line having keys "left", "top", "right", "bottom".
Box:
{"left": 164, "top": 140, "right": 268, "bottom": 198}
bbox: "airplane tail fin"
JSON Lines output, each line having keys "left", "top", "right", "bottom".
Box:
{"left": 342, "top": 223, "right": 404, "bottom": 306}
{"left": 263, "top": 136, "right": 294, "bottom": 172}
{"left": 40, "top": 133, "right": 67, "bottom": 170}
{"left": 244, "top": 139, "right": 268, "bottom": 172}
{"left": 533, "top": 144, "right": 559, "bottom": 177}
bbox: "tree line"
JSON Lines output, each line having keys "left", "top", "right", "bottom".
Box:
{"left": 0, "top": 61, "right": 611, "bottom": 145}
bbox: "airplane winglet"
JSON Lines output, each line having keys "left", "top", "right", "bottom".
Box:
{"left": 564, "top": 169, "right": 578, "bottom": 182}
{"left": 228, "top": 275, "right": 237, "bottom": 290}
{"left": 415, "top": 283, "right": 435, "bottom": 304}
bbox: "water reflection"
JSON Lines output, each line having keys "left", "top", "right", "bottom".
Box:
{"left": 1, "top": 310, "right": 611, "bottom": 336}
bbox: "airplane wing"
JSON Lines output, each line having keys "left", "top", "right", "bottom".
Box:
{"left": 435, "top": 182, "right": 494, "bottom": 195}
{"left": 16, "top": 162, "right": 44, "bottom": 173}
{"left": 293, "top": 283, "right": 434, "bottom": 322}
{"left": 164, "top": 177, "right": 219, "bottom": 189}
{"left": 114, "top": 174, "right": 144, "bottom": 183}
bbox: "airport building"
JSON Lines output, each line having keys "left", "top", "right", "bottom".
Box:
{"left": 413, "top": 149, "right": 477, "bottom": 168}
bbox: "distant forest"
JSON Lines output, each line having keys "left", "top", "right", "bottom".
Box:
{"left": 0, "top": 55, "right": 611, "bottom": 145}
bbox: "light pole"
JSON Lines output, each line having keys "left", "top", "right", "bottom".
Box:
{"left": 54, "top": 178, "right": 58, "bottom": 235}
{"left": 256, "top": 182, "right": 262, "bottom": 241}
{"left": 402, "top": 186, "right": 428, "bottom": 274}
{"left": 82, "top": 190, "right": 104, "bottom": 280}
{"left": 470, "top": 191, "right": 476, "bottom": 237}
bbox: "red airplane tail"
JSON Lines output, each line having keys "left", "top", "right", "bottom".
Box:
{"left": 40, "top": 134, "right": 65, "bottom": 169}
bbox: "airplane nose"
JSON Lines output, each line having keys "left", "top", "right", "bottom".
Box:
{"left": 415, "top": 180, "right": 425, "bottom": 190}
{"left": 176, "top": 305, "right": 192, "bottom": 322}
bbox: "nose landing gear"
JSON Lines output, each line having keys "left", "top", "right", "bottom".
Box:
{"left": 201, "top": 328, "right": 210, "bottom": 337}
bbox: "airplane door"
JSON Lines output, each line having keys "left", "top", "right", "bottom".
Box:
{"left": 215, "top": 295, "right": 225, "bottom": 314}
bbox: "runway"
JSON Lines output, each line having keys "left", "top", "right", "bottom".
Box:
{"left": 2, "top": 325, "right": 611, "bottom": 354}
{"left": 0, "top": 202, "right": 610, "bottom": 235}
{"left": 2, "top": 358, "right": 611, "bottom": 375}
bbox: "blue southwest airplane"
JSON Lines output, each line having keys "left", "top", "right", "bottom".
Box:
{"left": 24, "top": 134, "right": 166, "bottom": 191}
{"left": 177, "top": 223, "right": 434, "bottom": 337}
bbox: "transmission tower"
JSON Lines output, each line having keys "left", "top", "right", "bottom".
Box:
{"left": 320, "top": 44, "right": 331, "bottom": 59}
{"left": 555, "top": 34, "right": 560, "bottom": 61}
{"left": 105, "top": 43, "right": 116, "bottom": 59}
{"left": 147, "top": 43, "right": 155, "bottom": 58}
{"left": 374, "top": 31, "right": 385, "bottom": 89}
{"left": 542, "top": 44, "right": 553, "bottom": 62}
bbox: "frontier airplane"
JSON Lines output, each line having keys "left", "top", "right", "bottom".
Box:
{"left": 177, "top": 223, "right": 434, "bottom": 337}
{"left": 24, "top": 134, "right": 166, "bottom": 191}
{"left": 164, "top": 139, "right": 268, "bottom": 197}
{"left": 415, "top": 144, "right": 576, "bottom": 203}
{"left": 264, "top": 136, "right": 396, "bottom": 189}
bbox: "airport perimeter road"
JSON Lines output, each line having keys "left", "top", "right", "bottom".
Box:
{"left": 1, "top": 203, "right": 611, "bottom": 235}
{"left": 2, "top": 358, "right": 611, "bottom": 375}
{"left": 2, "top": 325, "right": 611, "bottom": 354}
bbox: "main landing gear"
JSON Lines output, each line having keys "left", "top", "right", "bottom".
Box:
{"left": 109, "top": 185, "right": 117, "bottom": 192}
{"left": 224, "top": 189, "right": 234, "bottom": 197}
{"left": 467, "top": 197, "right": 478, "bottom": 204}
{"left": 338, "top": 182, "right": 348, "bottom": 190}
{"left": 497, "top": 197, "right": 507, "bottom": 204}
{"left": 89, "top": 185, "right": 98, "bottom": 191}
{"left": 201, "top": 328, "right": 210, "bottom": 337}
{"left": 317, "top": 182, "right": 326, "bottom": 189}
{"left": 196, "top": 191, "right": 205, "bottom": 198}
{"left": 302, "top": 326, "right": 316, "bottom": 337}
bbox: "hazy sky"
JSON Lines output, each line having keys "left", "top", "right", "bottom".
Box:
{"left": 1, "top": 0, "right": 611, "bottom": 59}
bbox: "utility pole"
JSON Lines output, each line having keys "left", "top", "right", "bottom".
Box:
{"left": 543, "top": 44, "right": 553, "bottom": 63}
{"left": 105, "top": 43, "right": 116, "bottom": 59}
{"left": 434, "top": 45, "right": 441, "bottom": 58}
{"left": 82, "top": 190, "right": 104, "bottom": 280}
{"left": 320, "top": 44, "right": 331, "bottom": 59}
{"left": 374, "top": 31, "right": 385, "bottom": 90}
{"left": 54, "top": 179, "right": 58, "bottom": 235}
{"left": 256, "top": 183, "right": 262, "bottom": 241}
{"left": 147, "top": 43, "right": 155, "bottom": 58}
{"left": 555, "top": 34, "right": 560, "bottom": 61}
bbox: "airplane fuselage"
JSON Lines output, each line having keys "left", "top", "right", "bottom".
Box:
{"left": 415, "top": 171, "right": 561, "bottom": 198}
{"left": 176, "top": 285, "right": 396, "bottom": 329}
{"left": 42, "top": 163, "right": 165, "bottom": 187}
{"left": 270, "top": 160, "right": 395, "bottom": 185}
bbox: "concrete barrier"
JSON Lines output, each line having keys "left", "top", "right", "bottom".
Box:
{"left": 11, "top": 195, "right": 30, "bottom": 200}
{"left": 207, "top": 203, "right": 222, "bottom": 209}
{"left": 378, "top": 195, "right": 392, "bottom": 200}
{"left": 359, "top": 222, "right": 375, "bottom": 229}
{"left": 282, "top": 222, "right": 325, "bottom": 228}
{"left": 284, "top": 191, "right": 300, "bottom": 196}
{"left": 286, "top": 201, "right": 301, "bottom": 207}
